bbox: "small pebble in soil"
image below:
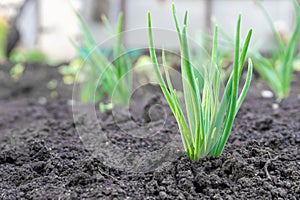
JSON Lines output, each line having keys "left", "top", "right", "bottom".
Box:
{"left": 67, "top": 99, "right": 76, "bottom": 106}
{"left": 47, "top": 79, "right": 58, "bottom": 90}
{"left": 38, "top": 97, "right": 47, "bottom": 105}
{"left": 272, "top": 103, "right": 279, "bottom": 110}
{"left": 51, "top": 91, "right": 59, "bottom": 99}
{"left": 261, "top": 90, "right": 274, "bottom": 98}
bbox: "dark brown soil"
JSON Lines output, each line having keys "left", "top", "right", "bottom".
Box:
{"left": 0, "top": 63, "right": 299, "bottom": 199}
{"left": 0, "top": 62, "right": 72, "bottom": 101}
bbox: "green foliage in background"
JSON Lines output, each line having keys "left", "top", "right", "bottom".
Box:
{"left": 0, "top": 17, "right": 8, "bottom": 61}
{"left": 251, "top": 0, "right": 300, "bottom": 100}
{"left": 10, "top": 63, "right": 24, "bottom": 80}
{"left": 9, "top": 49, "right": 46, "bottom": 63}
{"left": 59, "top": 59, "right": 84, "bottom": 85}
{"left": 148, "top": 4, "right": 253, "bottom": 160}
{"left": 72, "top": 13, "right": 132, "bottom": 107}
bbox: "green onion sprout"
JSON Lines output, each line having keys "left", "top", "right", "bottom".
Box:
{"left": 251, "top": 0, "right": 300, "bottom": 100}
{"left": 72, "top": 12, "right": 132, "bottom": 107}
{"left": 148, "top": 4, "right": 253, "bottom": 160}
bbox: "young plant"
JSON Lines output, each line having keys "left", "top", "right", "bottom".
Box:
{"left": 251, "top": 0, "right": 300, "bottom": 100}
{"left": 72, "top": 13, "right": 132, "bottom": 108}
{"left": 148, "top": 4, "right": 253, "bottom": 160}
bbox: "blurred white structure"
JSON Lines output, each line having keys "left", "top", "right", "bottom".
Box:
{"left": 0, "top": 0, "right": 38, "bottom": 48}
{"left": 0, "top": 0, "right": 297, "bottom": 61}
{"left": 124, "top": 0, "right": 206, "bottom": 49}
{"left": 38, "top": 0, "right": 82, "bottom": 61}
{"left": 18, "top": 0, "right": 38, "bottom": 48}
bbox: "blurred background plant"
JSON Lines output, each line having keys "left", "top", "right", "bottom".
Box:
{"left": 69, "top": 12, "right": 133, "bottom": 111}
{"left": 9, "top": 49, "right": 46, "bottom": 63}
{"left": 215, "top": 0, "right": 300, "bottom": 100}
{"left": 59, "top": 58, "right": 84, "bottom": 85}
{"left": 250, "top": 0, "right": 300, "bottom": 100}
{"left": 0, "top": 16, "right": 8, "bottom": 61}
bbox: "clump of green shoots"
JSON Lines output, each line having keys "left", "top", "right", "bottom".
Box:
{"left": 252, "top": 0, "right": 300, "bottom": 100}
{"left": 72, "top": 13, "right": 132, "bottom": 108}
{"left": 148, "top": 4, "right": 253, "bottom": 160}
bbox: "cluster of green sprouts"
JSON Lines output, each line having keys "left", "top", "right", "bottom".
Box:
{"left": 251, "top": 0, "right": 300, "bottom": 100}
{"left": 72, "top": 12, "right": 132, "bottom": 108}
{"left": 148, "top": 5, "right": 253, "bottom": 160}
{"left": 71, "top": 2, "right": 299, "bottom": 160}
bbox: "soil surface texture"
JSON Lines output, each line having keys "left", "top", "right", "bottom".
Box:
{"left": 0, "top": 63, "right": 299, "bottom": 199}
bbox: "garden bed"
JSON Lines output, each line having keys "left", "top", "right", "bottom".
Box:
{"left": 0, "top": 62, "right": 72, "bottom": 101}
{"left": 0, "top": 62, "right": 299, "bottom": 199}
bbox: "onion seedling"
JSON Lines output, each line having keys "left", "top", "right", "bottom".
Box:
{"left": 72, "top": 13, "right": 132, "bottom": 107}
{"left": 148, "top": 4, "right": 253, "bottom": 160}
{"left": 250, "top": 0, "right": 300, "bottom": 100}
